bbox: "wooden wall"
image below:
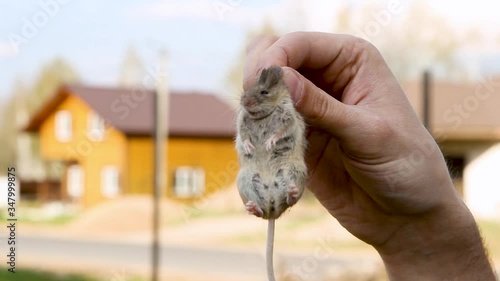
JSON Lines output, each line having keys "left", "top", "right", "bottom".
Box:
{"left": 38, "top": 94, "right": 127, "bottom": 207}
{"left": 127, "top": 137, "right": 238, "bottom": 199}
{"left": 36, "top": 92, "right": 237, "bottom": 206}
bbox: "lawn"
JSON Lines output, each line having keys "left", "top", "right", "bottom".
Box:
{"left": 0, "top": 269, "right": 99, "bottom": 281}
{"left": 0, "top": 268, "right": 146, "bottom": 281}
{"left": 0, "top": 207, "right": 76, "bottom": 225}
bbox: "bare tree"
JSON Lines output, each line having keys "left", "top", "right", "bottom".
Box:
{"left": 334, "top": 0, "right": 467, "bottom": 82}
{"left": 28, "top": 58, "right": 79, "bottom": 114}
{"left": 0, "top": 58, "right": 79, "bottom": 176}
{"left": 118, "top": 46, "right": 146, "bottom": 87}
{"left": 0, "top": 79, "right": 26, "bottom": 172}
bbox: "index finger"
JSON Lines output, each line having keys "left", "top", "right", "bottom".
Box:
{"left": 243, "top": 32, "right": 372, "bottom": 91}
{"left": 242, "top": 34, "right": 279, "bottom": 91}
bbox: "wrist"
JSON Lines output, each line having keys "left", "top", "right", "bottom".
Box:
{"left": 376, "top": 200, "right": 496, "bottom": 280}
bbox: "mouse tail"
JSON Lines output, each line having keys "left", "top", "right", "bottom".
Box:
{"left": 267, "top": 218, "right": 276, "bottom": 281}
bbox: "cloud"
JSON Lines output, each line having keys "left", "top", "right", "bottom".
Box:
{"left": 0, "top": 42, "right": 18, "bottom": 58}
{"left": 126, "top": 0, "right": 279, "bottom": 30}
{"left": 128, "top": 0, "right": 225, "bottom": 21}
{"left": 126, "top": 0, "right": 338, "bottom": 32}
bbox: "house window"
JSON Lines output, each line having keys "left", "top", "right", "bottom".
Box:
{"left": 88, "top": 112, "right": 106, "bottom": 141}
{"left": 173, "top": 167, "right": 205, "bottom": 198}
{"left": 55, "top": 110, "right": 72, "bottom": 142}
{"left": 67, "top": 165, "right": 83, "bottom": 199}
{"left": 101, "top": 166, "right": 120, "bottom": 198}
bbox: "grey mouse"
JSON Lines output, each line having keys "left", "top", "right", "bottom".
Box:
{"left": 235, "top": 66, "right": 308, "bottom": 281}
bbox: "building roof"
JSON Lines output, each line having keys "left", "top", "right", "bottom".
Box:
{"left": 25, "top": 78, "right": 500, "bottom": 141}
{"left": 25, "top": 84, "right": 237, "bottom": 138}
{"left": 401, "top": 78, "right": 500, "bottom": 141}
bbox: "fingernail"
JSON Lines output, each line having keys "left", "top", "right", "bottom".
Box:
{"left": 283, "top": 67, "right": 303, "bottom": 105}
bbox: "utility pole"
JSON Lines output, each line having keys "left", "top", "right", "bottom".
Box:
{"left": 422, "top": 70, "right": 431, "bottom": 130}
{"left": 152, "top": 49, "right": 169, "bottom": 281}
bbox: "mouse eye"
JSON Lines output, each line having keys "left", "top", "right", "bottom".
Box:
{"left": 260, "top": 90, "right": 268, "bottom": 95}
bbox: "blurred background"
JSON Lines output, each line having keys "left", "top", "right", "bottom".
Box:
{"left": 1, "top": 0, "right": 500, "bottom": 280}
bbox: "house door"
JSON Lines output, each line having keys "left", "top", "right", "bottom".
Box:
{"left": 67, "top": 165, "right": 84, "bottom": 199}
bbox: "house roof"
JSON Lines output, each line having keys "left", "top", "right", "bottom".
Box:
{"left": 25, "top": 84, "right": 237, "bottom": 138}
{"left": 25, "top": 78, "right": 500, "bottom": 141}
{"left": 401, "top": 78, "right": 500, "bottom": 141}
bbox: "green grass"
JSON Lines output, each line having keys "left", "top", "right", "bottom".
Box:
{"left": 22, "top": 214, "right": 75, "bottom": 225}
{"left": 0, "top": 269, "right": 99, "bottom": 281}
{"left": 0, "top": 211, "right": 75, "bottom": 226}
{"left": 0, "top": 268, "right": 145, "bottom": 281}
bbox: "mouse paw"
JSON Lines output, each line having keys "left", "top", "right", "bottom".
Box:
{"left": 245, "top": 201, "right": 263, "bottom": 217}
{"left": 243, "top": 139, "right": 255, "bottom": 155}
{"left": 265, "top": 135, "right": 279, "bottom": 151}
{"left": 286, "top": 185, "right": 300, "bottom": 206}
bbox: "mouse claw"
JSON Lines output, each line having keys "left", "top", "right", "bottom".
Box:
{"left": 286, "top": 184, "right": 300, "bottom": 206}
{"left": 265, "top": 136, "right": 278, "bottom": 151}
{"left": 243, "top": 139, "right": 255, "bottom": 155}
{"left": 245, "top": 201, "right": 263, "bottom": 218}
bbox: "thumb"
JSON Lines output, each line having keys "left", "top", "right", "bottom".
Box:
{"left": 282, "top": 67, "right": 359, "bottom": 139}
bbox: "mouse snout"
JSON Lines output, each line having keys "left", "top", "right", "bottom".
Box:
{"left": 243, "top": 99, "right": 255, "bottom": 107}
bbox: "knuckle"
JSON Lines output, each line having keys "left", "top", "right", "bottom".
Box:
{"left": 282, "top": 31, "right": 306, "bottom": 40}
{"left": 350, "top": 35, "right": 383, "bottom": 60}
{"left": 355, "top": 36, "right": 372, "bottom": 48}
{"left": 347, "top": 35, "right": 376, "bottom": 52}
{"left": 339, "top": 34, "right": 380, "bottom": 61}
{"left": 246, "top": 34, "right": 279, "bottom": 54}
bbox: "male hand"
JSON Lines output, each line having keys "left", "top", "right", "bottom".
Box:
{"left": 243, "top": 32, "right": 496, "bottom": 281}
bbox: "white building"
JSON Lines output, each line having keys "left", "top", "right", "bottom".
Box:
{"left": 403, "top": 77, "right": 500, "bottom": 220}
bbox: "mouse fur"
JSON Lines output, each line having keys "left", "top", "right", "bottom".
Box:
{"left": 235, "top": 66, "right": 307, "bottom": 219}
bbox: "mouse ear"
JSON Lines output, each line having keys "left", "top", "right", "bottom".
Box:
{"left": 258, "top": 66, "right": 283, "bottom": 87}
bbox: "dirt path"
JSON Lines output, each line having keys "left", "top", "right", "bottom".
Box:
{"left": 16, "top": 189, "right": 500, "bottom": 280}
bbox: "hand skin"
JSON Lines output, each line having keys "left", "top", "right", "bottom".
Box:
{"left": 243, "top": 32, "right": 496, "bottom": 281}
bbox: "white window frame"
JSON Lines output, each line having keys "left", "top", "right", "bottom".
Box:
{"left": 67, "top": 165, "right": 83, "bottom": 199}
{"left": 87, "top": 112, "right": 106, "bottom": 141}
{"left": 173, "top": 167, "right": 205, "bottom": 198}
{"left": 101, "top": 166, "right": 120, "bottom": 198}
{"left": 55, "top": 110, "right": 72, "bottom": 142}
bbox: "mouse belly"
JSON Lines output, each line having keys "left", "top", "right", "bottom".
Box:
{"left": 236, "top": 161, "right": 306, "bottom": 219}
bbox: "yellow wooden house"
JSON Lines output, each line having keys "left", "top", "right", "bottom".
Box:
{"left": 25, "top": 85, "right": 237, "bottom": 207}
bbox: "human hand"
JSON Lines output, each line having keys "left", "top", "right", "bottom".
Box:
{"left": 243, "top": 32, "right": 495, "bottom": 280}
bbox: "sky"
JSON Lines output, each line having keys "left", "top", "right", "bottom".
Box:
{"left": 1, "top": 0, "right": 500, "bottom": 101}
